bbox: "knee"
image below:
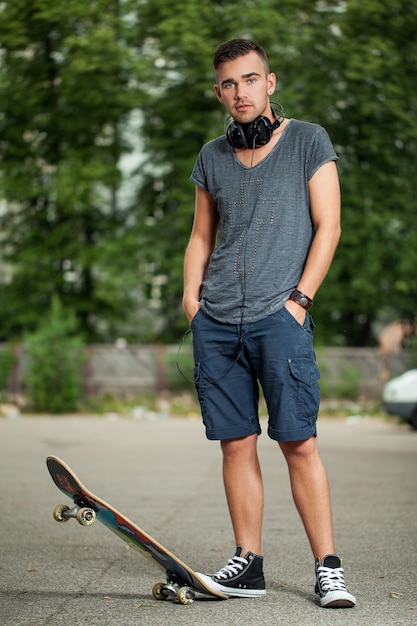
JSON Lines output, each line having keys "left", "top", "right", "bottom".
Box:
{"left": 279, "top": 437, "right": 318, "bottom": 464}
{"left": 221, "top": 434, "right": 258, "bottom": 462}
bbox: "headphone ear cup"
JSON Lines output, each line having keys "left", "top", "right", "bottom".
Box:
{"left": 225, "top": 114, "right": 280, "bottom": 149}
{"left": 226, "top": 120, "right": 249, "bottom": 149}
{"left": 247, "top": 117, "right": 273, "bottom": 147}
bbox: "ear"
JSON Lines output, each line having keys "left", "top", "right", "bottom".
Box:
{"left": 267, "top": 72, "right": 277, "bottom": 96}
{"left": 214, "top": 84, "right": 223, "bottom": 103}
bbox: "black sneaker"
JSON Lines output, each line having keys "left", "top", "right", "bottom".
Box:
{"left": 197, "top": 546, "right": 266, "bottom": 598}
{"left": 315, "top": 554, "right": 356, "bottom": 608}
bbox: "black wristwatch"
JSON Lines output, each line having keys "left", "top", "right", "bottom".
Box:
{"left": 289, "top": 289, "right": 313, "bottom": 311}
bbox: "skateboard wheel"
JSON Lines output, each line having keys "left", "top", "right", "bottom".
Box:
{"left": 76, "top": 507, "right": 96, "bottom": 526}
{"left": 152, "top": 582, "right": 168, "bottom": 601}
{"left": 53, "top": 504, "right": 71, "bottom": 522}
{"left": 177, "top": 586, "right": 195, "bottom": 605}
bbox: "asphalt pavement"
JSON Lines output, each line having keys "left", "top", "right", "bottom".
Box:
{"left": 1, "top": 411, "right": 416, "bottom": 625}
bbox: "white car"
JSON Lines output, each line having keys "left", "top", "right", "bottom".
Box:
{"left": 382, "top": 369, "right": 417, "bottom": 430}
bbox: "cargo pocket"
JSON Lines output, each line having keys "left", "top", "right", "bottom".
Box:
{"left": 288, "top": 357, "right": 321, "bottom": 417}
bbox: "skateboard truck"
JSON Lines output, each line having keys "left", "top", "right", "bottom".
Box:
{"left": 152, "top": 574, "right": 196, "bottom": 604}
{"left": 53, "top": 503, "right": 96, "bottom": 526}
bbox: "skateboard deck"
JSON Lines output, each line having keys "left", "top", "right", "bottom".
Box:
{"left": 46, "top": 455, "right": 227, "bottom": 604}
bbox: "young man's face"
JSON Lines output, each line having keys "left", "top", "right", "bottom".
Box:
{"left": 214, "top": 51, "right": 276, "bottom": 125}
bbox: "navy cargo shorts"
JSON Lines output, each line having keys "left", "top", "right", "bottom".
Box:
{"left": 191, "top": 306, "right": 320, "bottom": 442}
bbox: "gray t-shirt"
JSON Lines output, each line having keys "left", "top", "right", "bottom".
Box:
{"left": 190, "top": 119, "right": 338, "bottom": 324}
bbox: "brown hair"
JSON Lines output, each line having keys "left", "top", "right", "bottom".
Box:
{"left": 213, "top": 39, "right": 270, "bottom": 76}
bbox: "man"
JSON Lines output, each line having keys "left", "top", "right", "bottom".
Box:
{"left": 182, "top": 38, "right": 356, "bottom": 608}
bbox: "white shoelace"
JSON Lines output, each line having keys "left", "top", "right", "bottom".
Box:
{"left": 213, "top": 555, "right": 249, "bottom": 580}
{"left": 317, "top": 565, "right": 348, "bottom": 591}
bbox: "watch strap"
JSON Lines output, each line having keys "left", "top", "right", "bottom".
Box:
{"left": 289, "top": 289, "right": 313, "bottom": 311}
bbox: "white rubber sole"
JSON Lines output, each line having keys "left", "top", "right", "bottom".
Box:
{"left": 318, "top": 589, "right": 356, "bottom": 608}
{"left": 197, "top": 573, "right": 266, "bottom": 598}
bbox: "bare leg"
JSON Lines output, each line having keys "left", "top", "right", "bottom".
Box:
{"left": 279, "top": 437, "right": 335, "bottom": 560}
{"left": 221, "top": 433, "right": 264, "bottom": 555}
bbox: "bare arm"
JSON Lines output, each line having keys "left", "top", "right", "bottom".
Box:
{"left": 285, "top": 160, "right": 341, "bottom": 322}
{"left": 183, "top": 186, "right": 219, "bottom": 324}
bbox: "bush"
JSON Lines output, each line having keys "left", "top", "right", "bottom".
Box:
{"left": 24, "top": 296, "right": 85, "bottom": 413}
{"left": 0, "top": 344, "right": 14, "bottom": 399}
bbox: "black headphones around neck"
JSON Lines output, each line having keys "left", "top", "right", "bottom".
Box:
{"left": 225, "top": 103, "right": 284, "bottom": 149}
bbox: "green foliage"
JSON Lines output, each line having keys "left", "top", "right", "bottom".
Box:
{"left": 0, "top": 344, "right": 14, "bottom": 397}
{"left": 133, "top": 0, "right": 417, "bottom": 345}
{"left": 0, "top": 0, "right": 145, "bottom": 341}
{"left": 0, "top": 1, "right": 416, "bottom": 347}
{"left": 133, "top": 0, "right": 302, "bottom": 340}
{"left": 24, "top": 296, "right": 85, "bottom": 413}
{"left": 285, "top": 0, "right": 417, "bottom": 345}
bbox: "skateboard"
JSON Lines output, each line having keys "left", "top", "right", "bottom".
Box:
{"left": 46, "top": 455, "right": 227, "bottom": 604}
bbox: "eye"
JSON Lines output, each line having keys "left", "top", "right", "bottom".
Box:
{"left": 224, "top": 82, "right": 234, "bottom": 89}
{"left": 247, "top": 77, "right": 256, "bottom": 85}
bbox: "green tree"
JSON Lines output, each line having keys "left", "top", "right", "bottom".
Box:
{"left": 274, "top": 0, "right": 417, "bottom": 345}
{"left": 133, "top": 0, "right": 306, "bottom": 340}
{"left": 24, "top": 296, "right": 85, "bottom": 413}
{"left": 1, "top": 1, "right": 416, "bottom": 347}
{"left": 0, "top": 0, "right": 144, "bottom": 341}
{"left": 133, "top": 0, "right": 417, "bottom": 345}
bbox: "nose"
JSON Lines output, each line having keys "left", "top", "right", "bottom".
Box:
{"left": 234, "top": 81, "right": 246, "bottom": 100}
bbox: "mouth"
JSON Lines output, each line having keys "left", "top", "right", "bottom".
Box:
{"left": 235, "top": 103, "right": 251, "bottom": 113}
